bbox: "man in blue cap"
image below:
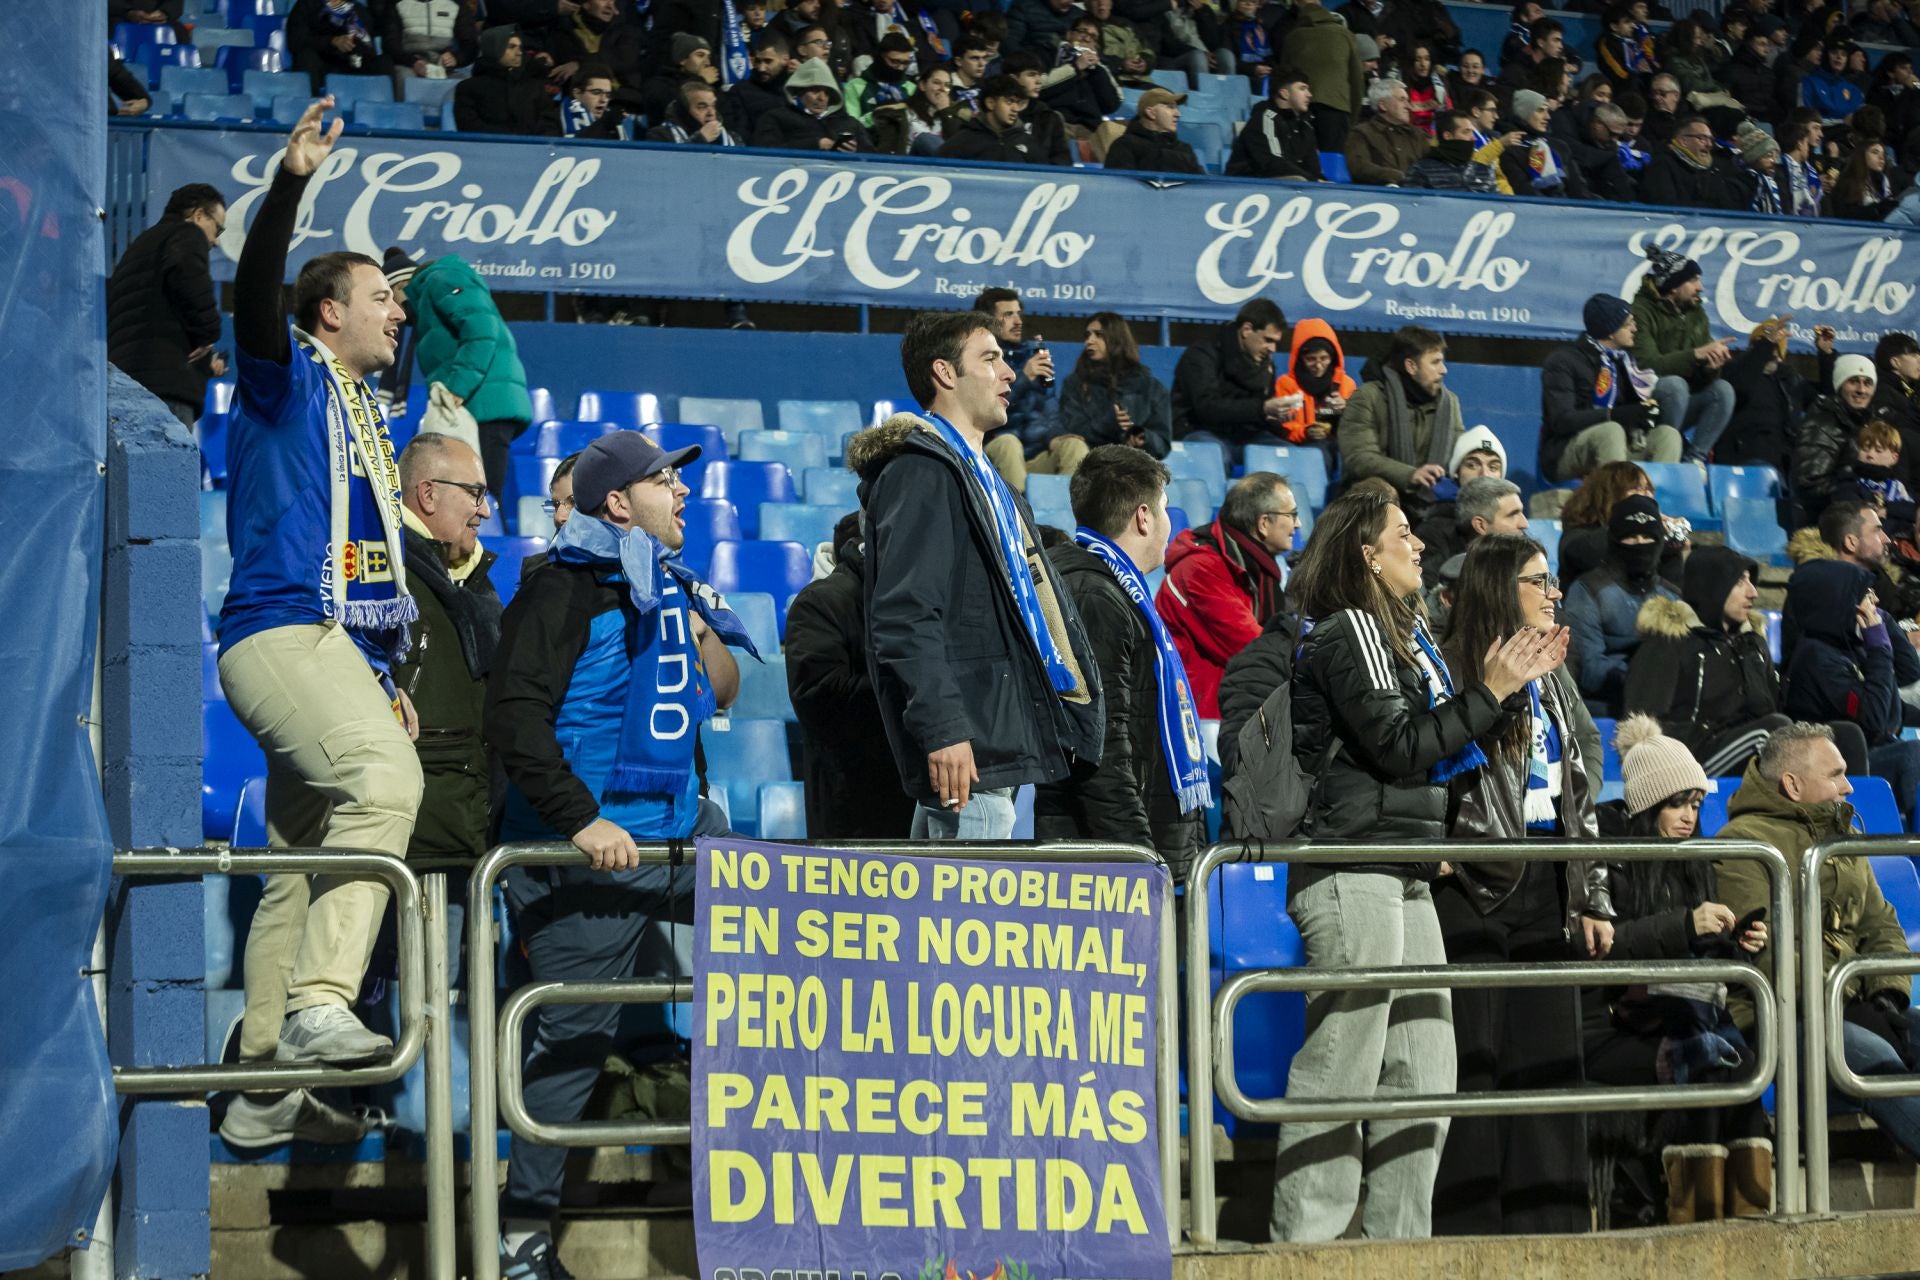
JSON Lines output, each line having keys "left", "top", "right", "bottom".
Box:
{"left": 484, "top": 431, "right": 754, "bottom": 1278}
{"left": 1539, "top": 292, "right": 1686, "bottom": 482}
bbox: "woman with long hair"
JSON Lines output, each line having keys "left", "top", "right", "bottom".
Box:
{"left": 871, "top": 64, "right": 961, "bottom": 155}
{"left": 1271, "top": 490, "right": 1564, "bottom": 1243}
{"left": 1057, "top": 312, "right": 1173, "bottom": 457}
{"left": 1824, "top": 139, "right": 1898, "bottom": 219}
{"left": 1587, "top": 716, "right": 1771, "bottom": 1226}
{"left": 1557, "top": 459, "right": 1675, "bottom": 586}
{"left": 1396, "top": 43, "right": 1452, "bottom": 134}
{"left": 1433, "top": 533, "right": 1597, "bottom": 1235}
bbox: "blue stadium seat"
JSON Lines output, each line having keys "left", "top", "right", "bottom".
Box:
{"left": 1166, "top": 506, "right": 1191, "bottom": 544}
{"left": 440, "top": 98, "right": 458, "bottom": 131}
{"left": 704, "top": 718, "right": 794, "bottom": 829}
{"left": 698, "top": 462, "right": 795, "bottom": 538}
{"left": 1176, "top": 120, "right": 1229, "bottom": 170}
{"left": 160, "top": 64, "right": 229, "bottom": 97}
{"left": 243, "top": 10, "right": 288, "bottom": 45}
{"left": 757, "top": 781, "right": 808, "bottom": 839}
{"left": 238, "top": 66, "right": 302, "bottom": 110}
{"left": 678, "top": 396, "right": 765, "bottom": 448}
{"left": 1850, "top": 776, "right": 1907, "bottom": 834}
{"left": 1120, "top": 87, "right": 1145, "bottom": 115}
{"left": 576, "top": 390, "right": 663, "bottom": 429}
{"left": 1722, "top": 496, "right": 1791, "bottom": 567}
{"left": 402, "top": 76, "right": 461, "bottom": 110}
{"left": 1695, "top": 778, "right": 1735, "bottom": 837}
{"left": 1243, "top": 444, "right": 1329, "bottom": 510}
{"left": 198, "top": 412, "right": 231, "bottom": 486}
{"left": 182, "top": 92, "right": 254, "bottom": 121}
{"left": 325, "top": 73, "right": 394, "bottom": 107}
{"left": 204, "top": 699, "right": 266, "bottom": 842}
{"left": 1319, "top": 151, "right": 1351, "bottom": 183}
{"left": 777, "top": 399, "right": 863, "bottom": 436}
{"left": 202, "top": 641, "right": 223, "bottom": 703}
{"left": 205, "top": 380, "right": 235, "bottom": 416}
{"left": 800, "top": 467, "right": 859, "bottom": 507}
{"left": 1027, "top": 473, "right": 1072, "bottom": 510}
{"left": 869, "top": 398, "right": 900, "bottom": 426}
{"left": 217, "top": 44, "right": 284, "bottom": 85}
{"left": 678, "top": 497, "right": 744, "bottom": 578}
{"left": 736, "top": 428, "right": 829, "bottom": 477}
{"left": 527, "top": 387, "right": 557, "bottom": 425}
{"left": 732, "top": 660, "right": 797, "bottom": 722}
{"left": 1711, "top": 463, "right": 1783, "bottom": 505}
{"left": 535, "top": 419, "right": 613, "bottom": 458}
{"left": 725, "top": 591, "right": 781, "bottom": 656}
{"left": 757, "top": 503, "right": 840, "bottom": 551}
{"left": 1208, "top": 861, "right": 1307, "bottom": 1136}
{"left": 1531, "top": 518, "right": 1562, "bottom": 574}
{"left": 483, "top": 535, "right": 546, "bottom": 607}
{"left": 707, "top": 541, "right": 812, "bottom": 634}
{"left": 1594, "top": 716, "right": 1620, "bottom": 780}
{"left": 644, "top": 423, "right": 729, "bottom": 470}
{"left": 270, "top": 91, "right": 330, "bottom": 126}
{"left": 1641, "top": 461, "right": 1716, "bottom": 527}
{"left": 1030, "top": 504, "right": 1075, "bottom": 533}
{"left": 1759, "top": 609, "right": 1782, "bottom": 663}
{"left": 141, "top": 43, "right": 202, "bottom": 88}
{"left": 113, "top": 21, "right": 177, "bottom": 60}
{"left": 1869, "top": 856, "right": 1920, "bottom": 950}
{"left": 1149, "top": 69, "right": 1189, "bottom": 93}
{"left": 505, "top": 455, "right": 559, "bottom": 519}
{"left": 1169, "top": 438, "right": 1227, "bottom": 487}
{"left": 354, "top": 101, "right": 427, "bottom": 131}
{"left": 1171, "top": 478, "right": 1215, "bottom": 525}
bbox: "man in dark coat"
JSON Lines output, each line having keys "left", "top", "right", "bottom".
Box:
{"left": 1638, "top": 114, "right": 1744, "bottom": 209}
{"left": 453, "top": 25, "right": 560, "bottom": 135}
{"left": 1104, "top": 88, "right": 1207, "bottom": 174}
{"left": 1227, "top": 68, "right": 1324, "bottom": 179}
{"left": 751, "top": 58, "right": 875, "bottom": 151}
{"left": 729, "top": 33, "right": 795, "bottom": 133}
{"left": 939, "top": 75, "right": 1053, "bottom": 163}
{"left": 1171, "top": 297, "right": 1290, "bottom": 459}
{"left": 107, "top": 182, "right": 226, "bottom": 427}
{"left": 784, "top": 515, "right": 916, "bottom": 838}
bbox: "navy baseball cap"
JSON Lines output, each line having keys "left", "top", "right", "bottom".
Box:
{"left": 571, "top": 432, "right": 700, "bottom": 514}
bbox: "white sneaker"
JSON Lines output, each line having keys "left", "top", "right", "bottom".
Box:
{"left": 219, "top": 1089, "right": 370, "bottom": 1147}
{"left": 276, "top": 1005, "right": 393, "bottom": 1065}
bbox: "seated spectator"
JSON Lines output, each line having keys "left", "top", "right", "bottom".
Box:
{"left": 1787, "top": 499, "right": 1920, "bottom": 679}
{"left": 562, "top": 64, "right": 634, "bottom": 139}
{"left": 785, "top": 512, "right": 916, "bottom": 838}
{"left": 1824, "top": 139, "right": 1899, "bottom": 219}
{"left": 1590, "top": 716, "right": 1774, "bottom": 1226}
{"left": 1007, "top": 0, "right": 1078, "bottom": 60}
{"left": 1461, "top": 87, "right": 1502, "bottom": 149}
{"left": 939, "top": 73, "right": 1051, "bottom": 162}
{"left": 1499, "top": 0, "right": 1543, "bottom": 75}
{"left": 1556, "top": 461, "right": 1671, "bottom": 586}
{"left": 646, "top": 81, "right": 743, "bottom": 145}
{"left": 1172, "top": 298, "right": 1290, "bottom": 463}
{"left": 1486, "top": 89, "right": 1591, "bottom": 198}
{"left": 454, "top": 27, "right": 559, "bottom": 135}
{"left": 872, "top": 64, "right": 962, "bottom": 154}
{"left": 1271, "top": 318, "right": 1356, "bottom": 471}
{"left": 1851, "top": 419, "right": 1914, "bottom": 514}
{"left": 1045, "top": 15, "right": 1126, "bottom": 160}
{"left": 1719, "top": 27, "right": 1778, "bottom": 121}
{"left": 640, "top": 34, "right": 724, "bottom": 125}
{"left": 1216, "top": 0, "right": 1277, "bottom": 91}
{"left": 380, "top": 0, "right": 479, "bottom": 80}
{"left": 842, "top": 0, "right": 915, "bottom": 68}
{"left": 730, "top": 32, "right": 795, "bottom": 133}
{"left": 1626, "top": 546, "right": 1788, "bottom": 775}
{"left": 288, "top": 0, "right": 390, "bottom": 94}
{"left": 845, "top": 31, "right": 917, "bottom": 125}
{"left": 1803, "top": 35, "right": 1866, "bottom": 124}
{"left": 1658, "top": 15, "right": 1721, "bottom": 103}
{"left": 1566, "top": 494, "right": 1679, "bottom": 716}
{"left": 1397, "top": 43, "right": 1452, "bottom": 134}
{"left": 1874, "top": 333, "right": 1920, "bottom": 464}
{"left": 1568, "top": 103, "right": 1641, "bottom": 201}
{"left": 1642, "top": 72, "right": 1683, "bottom": 145}
{"left": 109, "top": 51, "right": 151, "bottom": 117}
{"left": 1597, "top": 2, "right": 1658, "bottom": 96}
{"left": 1717, "top": 317, "right": 1832, "bottom": 474}
{"left": 1793, "top": 354, "right": 1883, "bottom": 521}
{"left": 971, "top": 288, "right": 1062, "bottom": 492}
{"left": 546, "top": 0, "right": 646, "bottom": 87}
{"left": 1227, "top": 67, "right": 1324, "bottom": 180}
{"left": 1869, "top": 54, "right": 1920, "bottom": 143}
{"left": 1776, "top": 119, "right": 1826, "bottom": 216}
{"left": 1855, "top": 0, "right": 1920, "bottom": 49}
{"left": 1002, "top": 50, "right": 1073, "bottom": 164}
{"left": 1104, "top": 88, "right": 1207, "bottom": 174}
{"left": 1280, "top": 0, "right": 1368, "bottom": 150}
{"left": 1449, "top": 48, "right": 1490, "bottom": 107}
{"left": 1339, "top": 324, "right": 1464, "bottom": 509}
{"left": 751, "top": 59, "right": 875, "bottom": 150}
{"left": 1500, "top": 15, "right": 1566, "bottom": 91}
{"left": 1346, "top": 78, "right": 1434, "bottom": 185}
{"left": 1631, "top": 247, "right": 1736, "bottom": 464}
{"left": 1405, "top": 109, "right": 1500, "bottom": 190}
{"left": 948, "top": 33, "right": 994, "bottom": 112}
{"left": 1082, "top": 0, "right": 1155, "bottom": 87}
{"left": 1731, "top": 124, "right": 1783, "bottom": 213}
{"left": 1415, "top": 472, "right": 1528, "bottom": 589}
{"left": 772, "top": 0, "right": 826, "bottom": 46}
{"left": 1541, "top": 294, "right": 1684, "bottom": 484}
{"left": 110, "top": 0, "right": 183, "bottom": 28}
{"left": 1058, "top": 312, "right": 1174, "bottom": 458}
{"left": 1156, "top": 472, "right": 1298, "bottom": 717}
{"left": 1036, "top": 448, "right": 1209, "bottom": 874}
{"left": 1638, "top": 112, "right": 1743, "bottom": 208}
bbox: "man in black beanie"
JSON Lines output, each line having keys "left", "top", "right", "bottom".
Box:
{"left": 1631, "top": 244, "right": 1738, "bottom": 465}
{"left": 1539, "top": 292, "right": 1684, "bottom": 482}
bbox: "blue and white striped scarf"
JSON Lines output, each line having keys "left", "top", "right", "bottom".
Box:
{"left": 1411, "top": 620, "right": 1488, "bottom": 784}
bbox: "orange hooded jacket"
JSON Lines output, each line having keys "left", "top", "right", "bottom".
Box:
{"left": 1271, "top": 318, "right": 1357, "bottom": 445}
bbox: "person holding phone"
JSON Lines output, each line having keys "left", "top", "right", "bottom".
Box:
{"left": 1056, "top": 312, "right": 1173, "bottom": 459}
{"left": 1586, "top": 715, "right": 1772, "bottom": 1226}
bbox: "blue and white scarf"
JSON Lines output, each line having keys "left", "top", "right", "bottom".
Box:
{"left": 1618, "top": 139, "right": 1650, "bottom": 173}
{"left": 549, "top": 513, "right": 759, "bottom": 797}
{"left": 1588, "top": 335, "right": 1658, "bottom": 412}
{"left": 923, "top": 414, "right": 1081, "bottom": 695}
{"left": 1782, "top": 152, "right": 1822, "bottom": 217}
{"left": 1524, "top": 678, "right": 1563, "bottom": 828}
{"left": 1411, "top": 619, "right": 1487, "bottom": 784}
{"left": 912, "top": 6, "right": 948, "bottom": 58}
{"left": 1074, "top": 527, "right": 1212, "bottom": 813}
{"left": 720, "top": 0, "right": 751, "bottom": 86}
{"left": 562, "top": 96, "right": 632, "bottom": 138}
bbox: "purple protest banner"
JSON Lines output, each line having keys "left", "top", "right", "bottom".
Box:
{"left": 692, "top": 839, "right": 1171, "bottom": 1280}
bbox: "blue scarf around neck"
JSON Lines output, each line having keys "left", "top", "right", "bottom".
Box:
{"left": 549, "top": 514, "right": 759, "bottom": 797}
{"left": 1411, "top": 620, "right": 1488, "bottom": 784}
{"left": 1524, "top": 678, "right": 1563, "bottom": 829}
{"left": 923, "top": 413, "right": 1080, "bottom": 695}
{"left": 1073, "top": 527, "right": 1212, "bottom": 813}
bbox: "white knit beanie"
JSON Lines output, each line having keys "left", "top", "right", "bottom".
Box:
{"left": 1833, "top": 353, "right": 1877, "bottom": 392}
{"left": 1449, "top": 424, "right": 1507, "bottom": 477}
{"left": 1617, "top": 714, "right": 1709, "bottom": 816}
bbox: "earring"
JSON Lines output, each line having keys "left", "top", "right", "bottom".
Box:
{"left": 1371, "top": 563, "right": 1383, "bottom": 576}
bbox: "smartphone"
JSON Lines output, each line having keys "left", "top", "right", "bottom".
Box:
{"left": 1733, "top": 905, "right": 1767, "bottom": 937}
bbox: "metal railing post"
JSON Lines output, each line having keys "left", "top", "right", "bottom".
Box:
{"left": 422, "top": 871, "right": 456, "bottom": 1280}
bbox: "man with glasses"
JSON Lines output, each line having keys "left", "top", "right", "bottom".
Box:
{"left": 561, "top": 64, "right": 633, "bottom": 139}
{"left": 1640, "top": 112, "right": 1743, "bottom": 210}
{"left": 107, "top": 181, "right": 228, "bottom": 429}
{"left": 485, "top": 432, "right": 749, "bottom": 1277}
{"left": 1156, "top": 472, "right": 1297, "bottom": 717}
{"left": 518, "top": 451, "right": 580, "bottom": 584}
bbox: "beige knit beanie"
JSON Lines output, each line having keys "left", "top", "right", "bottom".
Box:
{"left": 1617, "top": 714, "right": 1709, "bottom": 816}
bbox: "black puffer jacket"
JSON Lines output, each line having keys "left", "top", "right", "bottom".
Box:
{"left": 1290, "top": 609, "right": 1504, "bottom": 871}
{"left": 1035, "top": 542, "right": 1204, "bottom": 872}
{"left": 453, "top": 26, "right": 560, "bottom": 135}
{"left": 1171, "top": 322, "right": 1276, "bottom": 443}
{"left": 939, "top": 115, "right": 1049, "bottom": 165}
{"left": 107, "top": 214, "right": 223, "bottom": 409}
{"left": 1103, "top": 117, "right": 1205, "bottom": 174}
{"left": 1225, "top": 100, "right": 1322, "bottom": 180}
{"left": 1791, "top": 392, "right": 1875, "bottom": 521}
{"left": 1718, "top": 344, "right": 1826, "bottom": 475}
{"left": 849, "top": 415, "right": 1105, "bottom": 803}
{"left": 1216, "top": 609, "right": 1299, "bottom": 780}
{"left": 1623, "top": 547, "right": 1777, "bottom": 752}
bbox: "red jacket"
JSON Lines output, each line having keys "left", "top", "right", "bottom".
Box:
{"left": 1154, "top": 517, "right": 1284, "bottom": 718}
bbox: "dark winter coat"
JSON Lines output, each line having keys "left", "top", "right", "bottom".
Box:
{"left": 1034, "top": 541, "right": 1205, "bottom": 873}
{"left": 1103, "top": 117, "right": 1206, "bottom": 174}
{"left": 106, "top": 214, "right": 222, "bottom": 409}
{"left": 1637, "top": 145, "right": 1744, "bottom": 210}
{"left": 1719, "top": 44, "right": 1778, "bottom": 119}
{"left": 848, "top": 415, "right": 1105, "bottom": 803}
{"left": 1403, "top": 138, "right": 1498, "bottom": 191}
{"left": 1565, "top": 561, "right": 1679, "bottom": 708}
{"left": 1216, "top": 609, "right": 1299, "bottom": 780}
{"left": 1226, "top": 100, "right": 1323, "bottom": 179}
{"left": 1870, "top": 372, "right": 1920, "bottom": 477}
{"left": 1791, "top": 393, "right": 1875, "bottom": 521}
{"left": 752, "top": 63, "right": 877, "bottom": 152}
{"left": 1040, "top": 62, "right": 1123, "bottom": 129}
{"left": 727, "top": 75, "right": 792, "bottom": 133}
{"left": 783, "top": 539, "right": 917, "bottom": 839}
{"left": 453, "top": 27, "right": 560, "bottom": 135}
{"left": 1718, "top": 343, "right": 1824, "bottom": 474}
{"left": 939, "top": 114, "right": 1051, "bottom": 165}
{"left": 1279, "top": 3, "right": 1367, "bottom": 115}
{"left": 1171, "top": 322, "right": 1276, "bottom": 444}
{"left": 1781, "top": 559, "right": 1902, "bottom": 746}
{"left": 1568, "top": 131, "right": 1639, "bottom": 202}
{"left": 544, "top": 11, "right": 647, "bottom": 85}
{"left": 1539, "top": 336, "right": 1657, "bottom": 482}
{"left": 1345, "top": 114, "right": 1433, "bottom": 185}
{"left": 1623, "top": 547, "right": 1778, "bottom": 752}
{"left": 1057, "top": 362, "right": 1174, "bottom": 457}
{"left": 1583, "top": 813, "right": 1728, "bottom": 1039}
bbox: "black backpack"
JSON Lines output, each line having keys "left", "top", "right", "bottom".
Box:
{"left": 1222, "top": 668, "right": 1317, "bottom": 841}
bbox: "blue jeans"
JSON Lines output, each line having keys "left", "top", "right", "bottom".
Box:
{"left": 1653, "top": 375, "right": 1735, "bottom": 462}
{"left": 1868, "top": 738, "right": 1920, "bottom": 830}
{"left": 911, "top": 786, "right": 1016, "bottom": 839}
{"left": 1840, "top": 1021, "right": 1920, "bottom": 1158}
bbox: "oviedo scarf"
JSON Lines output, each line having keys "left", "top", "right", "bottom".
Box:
{"left": 1524, "top": 678, "right": 1564, "bottom": 828}
{"left": 924, "top": 413, "right": 1081, "bottom": 695}
{"left": 1073, "top": 527, "right": 1213, "bottom": 813}
{"left": 299, "top": 328, "right": 418, "bottom": 648}
{"left": 1587, "top": 335, "right": 1659, "bottom": 411}
{"left": 721, "top": 0, "right": 750, "bottom": 84}
{"left": 549, "top": 513, "right": 759, "bottom": 798}
{"left": 1411, "top": 620, "right": 1488, "bottom": 784}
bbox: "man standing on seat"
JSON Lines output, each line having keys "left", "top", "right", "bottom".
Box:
{"left": 848, "top": 310, "right": 1105, "bottom": 839}
{"left": 485, "top": 432, "right": 751, "bottom": 1277}
{"left": 216, "top": 100, "right": 421, "bottom": 1149}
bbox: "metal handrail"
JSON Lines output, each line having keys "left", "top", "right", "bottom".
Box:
{"left": 497, "top": 980, "right": 693, "bottom": 1147}
{"left": 1802, "top": 836, "right": 1920, "bottom": 1212}
{"left": 466, "top": 839, "right": 1179, "bottom": 1280}
{"left": 1185, "top": 838, "right": 1799, "bottom": 1245}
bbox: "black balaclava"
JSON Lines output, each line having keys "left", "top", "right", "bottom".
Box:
{"left": 1608, "top": 493, "right": 1667, "bottom": 592}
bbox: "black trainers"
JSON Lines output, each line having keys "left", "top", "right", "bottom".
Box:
{"left": 500, "top": 1231, "right": 575, "bottom": 1280}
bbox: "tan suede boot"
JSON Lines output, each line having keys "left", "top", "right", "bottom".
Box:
{"left": 1725, "top": 1136, "right": 1775, "bottom": 1217}
{"left": 1663, "top": 1143, "right": 1729, "bottom": 1223}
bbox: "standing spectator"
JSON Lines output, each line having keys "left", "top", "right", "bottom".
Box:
{"left": 730, "top": 32, "right": 796, "bottom": 133}
{"left": 1338, "top": 325, "right": 1464, "bottom": 509}
{"left": 1045, "top": 15, "right": 1126, "bottom": 160}
{"left": 454, "top": 26, "right": 561, "bottom": 135}
{"left": 217, "top": 104, "right": 419, "bottom": 1142}
{"left": 107, "top": 183, "right": 227, "bottom": 430}
{"left": 1227, "top": 67, "right": 1324, "bottom": 179}
{"left": 1626, "top": 546, "right": 1789, "bottom": 776}
{"left": 1437, "top": 533, "right": 1596, "bottom": 1237}
{"left": 1103, "top": 88, "right": 1207, "bottom": 173}
{"left": 518, "top": 451, "right": 579, "bottom": 583}
{"left": 1272, "top": 488, "right": 1562, "bottom": 1243}
{"left": 1639, "top": 113, "right": 1743, "bottom": 208}
{"left": 1058, "top": 313, "right": 1174, "bottom": 458}
{"left": 562, "top": 64, "right": 635, "bottom": 138}
{"left": 1404, "top": 109, "right": 1499, "bottom": 190}
{"left": 1157, "top": 472, "right": 1297, "bottom": 717}
{"left": 1718, "top": 317, "right": 1833, "bottom": 474}
{"left": 1565, "top": 494, "right": 1679, "bottom": 716}
{"left": 1007, "top": 0, "right": 1079, "bottom": 59}
{"left": 1824, "top": 139, "right": 1899, "bottom": 219}
{"left": 647, "top": 81, "right": 743, "bottom": 144}
{"left": 785, "top": 513, "right": 917, "bottom": 838}
{"left": 1873, "top": 333, "right": 1920, "bottom": 463}
{"left": 1415, "top": 474, "right": 1528, "bottom": 587}
{"left": 1171, "top": 298, "right": 1291, "bottom": 464}
{"left": 486, "top": 433, "right": 749, "bottom": 1276}
{"left": 1346, "top": 78, "right": 1433, "bottom": 184}
{"left": 377, "top": 0, "right": 480, "bottom": 80}
{"left": 848, "top": 311, "right": 1104, "bottom": 840}
{"left": 1793, "top": 354, "right": 1883, "bottom": 521}
{"left": 938, "top": 73, "right": 1050, "bottom": 162}
{"left": 1777, "top": 119, "right": 1826, "bottom": 216}
{"left": 1396, "top": 43, "right": 1451, "bottom": 133}
{"left": 405, "top": 253, "right": 534, "bottom": 506}
{"left": 972, "top": 288, "right": 1062, "bottom": 493}
{"left": 1281, "top": 0, "right": 1368, "bottom": 150}
{"left": 1631, "top": 246, "right": 1737, "bottom": 463}
{"left": 1270, "top": 318, "right": 1356, "bottom": 472}
{"left": 1540, "top": 294, "right": 1684, "bottom": 483}
{"left": 751, "top": 58, "right": 876, "bottom": 150}
{"left": 288, "top": 0, "right": 390, "bottom": 93}
{"left": 1037, "top": 448, "right": 1210, "bottom": 873}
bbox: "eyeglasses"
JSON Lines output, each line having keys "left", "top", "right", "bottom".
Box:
{"left": 1518, "top": 571, "right": 1562, "bottom": 593}
{"left": 432, "top": 477, "right": 490, "bottom": 504}
{"left": 541, "top": 496, "right": 577, "bottom": 516}
{"left": 1262, "top": 507, "right": 1299, "bottom": 522}
{"left": 652, "top": 467, "right": 681, "bottom": 489}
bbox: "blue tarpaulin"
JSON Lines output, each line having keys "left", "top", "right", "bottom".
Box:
{"left": 0, "top": 8, "right": 119, "bottom": 1269}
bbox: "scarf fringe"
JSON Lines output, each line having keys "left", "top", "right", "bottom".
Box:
{"left": 1429, "top": 740, "right": 1488, "bottom": 785}
{"left": 339, "top": 596, "right": 420, "bottom": 631}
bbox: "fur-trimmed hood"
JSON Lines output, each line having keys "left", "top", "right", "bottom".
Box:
{"left": 1789, "top": 526, "right": 1837, "bottom": 565}
{"left": 1635, "top": 593, "right": 1765, "bottom": 639}
{"left": 846, "top": 412, "right": 940, "bottom": 480}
